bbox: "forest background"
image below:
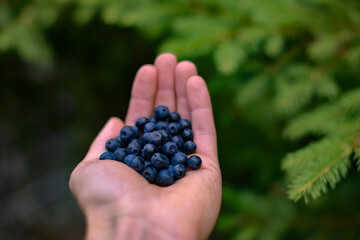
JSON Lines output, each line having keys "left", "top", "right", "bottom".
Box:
{"left": 1, "top": 0, "right": 360, "bottom": 239}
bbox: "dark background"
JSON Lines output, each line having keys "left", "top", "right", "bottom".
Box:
{"left": 1, "top": 1, "right": 360, "bottom": 239}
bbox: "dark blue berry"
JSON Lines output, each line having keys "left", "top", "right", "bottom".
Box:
{"left": 171, "top": 135, "right": 184, "bottom": 149}
{"left": 114, "top": 136, "right": 126, "bottom": 148}
{"left": 182, "top": 128, "right": 193, "bottom": 141}
{"left": 142, "top": 143, "right": 157, "bottom": 159}
{"left": 120, "top": 126, "right": 136, "bottom": 144}
{"left": 140, "top": 132, "right": 151, "bottom": 145}
{"left": 141, "top": 166, "right": 158, "bottom": 183}
{"left": 170, "top": 164, "right": 187, "bottom": 179}
{"left": 130, "top": 156, "right": 145, "bottom": 172}
{"left": 188, "top": 155, "right": 202, "bottom": 170}
{"left": 156, "top": 168, "right": 175, "bottom": 186}
{"left": 159, "top": 129, "right": 171, "bottom": 142}
{"left": 114, "top": 148, "right": 127, "bottom": 162}
{"left": 144, "top": 122, "right": 157, "bottom": 133}
{"left": 179, "top": 119, "right": 192, "bottom": 129}
{"left": 151, "top": 153, "right": 170, "bottom": 170}
{"left": 135, "top": 117, "right": 148, "bottom": 130}
{"left": 124, "top": 154, "right": 137, "bottom": 166}
{"left": 149, "top": 131, "right": 164, "bottom": 146}
{"left": 127, "top": 140, "right": 142, "bottom": 155}
{"left": 155, "top": 105, "right": 170, "bottom": 121}
{"left": 132, "top": 126, "right": 141, "bottom": 138}
{"left": 168, "top": 122, "right": 181, "bottom": 135}
{"left": 161, "top": 141, "right": 178, "bottom": 157}
{"left": 148, "top": 115, "right": 156, "bottom": 123}
{"left": 169, "top": 112, "right": 180, "bottom": 122}
{"left": 100, "top": 106, "right": 201, "bottom": 186}
{"left": 183, "top": 141, "right": 197, "bottom": 154}
{"left": 156, "top": 121, "right": 169, "bottom": 130}
{"left": 131, "top": 138, "right": 142, "bottom": 146}
{"left": 144, "top": 160, "right": 152, "bottom": 168}
{"left": 171, "top": 152, "right": 188, "bottom": 166}
{"left": 99, "top": 152, "right": 116, "bottom": 160}
{"left": 105, "top": 139, "right": 121, "bottom": 152}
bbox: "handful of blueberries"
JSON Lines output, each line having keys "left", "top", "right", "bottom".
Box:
{"left": 99, "top": 105, "right": 202, "bottom": 186}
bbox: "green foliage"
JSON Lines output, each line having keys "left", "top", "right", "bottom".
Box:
{"left": 2, "top": 0, "right": 360, "bottom": 239}
{"left": 283, "top": 89, "right": 360, "bottom": 202}
{"left": 218, "top": 186, "right": 294, "bottom": 240}
{"left": 0, "top": 0, "right": 67, "bottom": 64}
{"left": 214, "top": 40, "right": 246, "bottom": 75}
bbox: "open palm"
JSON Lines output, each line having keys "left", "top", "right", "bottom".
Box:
{"left": 69, "top": 54, "right": 222, "bottom": 240}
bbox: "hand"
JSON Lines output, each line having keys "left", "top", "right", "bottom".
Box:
{"left": 69, "top": 53, "right": 222, "bottom": 240}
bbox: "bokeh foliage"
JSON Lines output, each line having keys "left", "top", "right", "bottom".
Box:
{"left": 1, "top": 0, "right": 360, "bottom": 239}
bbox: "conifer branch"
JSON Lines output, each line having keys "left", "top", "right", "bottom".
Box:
{"left": 289, "top": 143, "right": 352, "bottom": 202}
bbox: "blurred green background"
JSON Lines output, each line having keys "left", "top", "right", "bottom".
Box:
{"left": 1, "top": 0, "right": 360, "bottom": 239}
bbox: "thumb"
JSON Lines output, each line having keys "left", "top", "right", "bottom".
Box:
{"left": 84, "top": 117, "right": 125, "bottom": 161}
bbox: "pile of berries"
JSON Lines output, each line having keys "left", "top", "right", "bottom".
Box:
{"left": 99, "top": 105, "right": 202, "bottom": 186}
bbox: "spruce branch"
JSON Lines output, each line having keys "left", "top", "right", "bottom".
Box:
{"left": 283, "top": 89, "right": 360, "bottom": 202}
{"left": 284, "top": 136, "right": 353, "bottom": 202}
{"left": 353, "top": 132, "right": 360, "bottom": 171}
{"left": 283, "top": 105, "right": 339, "bottom": 140}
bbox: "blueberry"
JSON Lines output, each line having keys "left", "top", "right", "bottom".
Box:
{"left": 169, "top": 111, "right": 180, "bottom": 122}
{"left": 179, "top": 119, "right": 192, "bottom": 129}
{"left": 130, "top": 156, "right": 145, "bottom": 172}
{"left": 99, "top": 152, "right": 116, "bottom": 160}
{"left": 127, "top": 140, "right": 142, "bottom": 155}
{"left": 135, "top": 116, "right": 148, "bottom": 130}
{"left": 131, "top": 138, "right": 142, "bottom": 147}
{"left": 114, "top": 148, "right": 127, "bottom": 162}
{"left": 155, "top": 168, "right": 175, "bottom": 186}
{"left": 140, "top": 132, "right": 151, "bottom": 145}
{"left": 151, "top": 153, "right": 170, "bottom": 170}
{"left": 105, "top": 139, "right": 121, "bottom": 152}
{"left": 182, "top": 128, "right": 193, "bottom": 141}
{"left": 142, "top": 143, "right": 157, "bottom": 159}
{"left": 155, "top": 105, "right": 170, "bottom": 121}
{"left": 168, "top": 122, "right": 181, "bottom": 135}
{"left": 171, "top": 152, "right": 188, "bottom": 166}
{"left": 161, "top": 141, "right": 178, "bottom": 157}
{"left": 144, "top": 160, "right": 152, "bottom": 168}
{"left": 132, "top": 126, "right": 141, "bottom": 138}
{"left": 120, "top": 126, "right": 136, "bottom": 144}
{"left": 187, "top": 155, "right": 202, "bottom": 170}
{"left": 183, "top": 141, "right": 197, "bottom": 154}
{"left": 100, "top": 105, "right": 200, "bottom": 185}
{"left": 141, "top": 166, "right": 158, "bottom": 183}
{"left": 170, "top": 164, "right": 186, "bottom": 179}
{"left": 124, "top": 154, "right": 137, "bottom": 166}
{"left": 156, "top": 121, "right": 169, "bottom": 130}
{"left": 171, "top": 135, "right": 184, "bottom": 149}
{"left": 114, "top": 136, "right": 126, "bottom": 148}
{"left": 149, "top": 131, "right": 164, "bottom": 146}
{"left": 144, "top": 122, "right": 157, "bottom": 133}
{"left": 159, "top": 129, "right": 171, "bottom": 142}
{"left": 148, "top": 115, "right": 156, "bottom": 123}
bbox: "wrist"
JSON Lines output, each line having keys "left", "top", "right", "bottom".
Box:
{"left": 84, "top": 207, "right": 184, "bottom": 240}
{"left": 84, "top": 206, "right": 117, "bottom": 240}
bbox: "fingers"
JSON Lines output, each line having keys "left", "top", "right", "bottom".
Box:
{"left": 175, "top": 61, "right": 197, "bottom": 120}
{"left": 154, "top": 53, "right": 177, "bottom": 112}
{"left": 84, "top": 117, "right": 125, "bottom": 161}
{"left": 186, "top": 76, "right": 218, "bottom": 161}
{"left": 125, "top": 65, "right": 157, "bottom": 125}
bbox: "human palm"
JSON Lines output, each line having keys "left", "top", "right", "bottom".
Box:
{"left": 69, "top": 54, "right": 222, "bottom": 240}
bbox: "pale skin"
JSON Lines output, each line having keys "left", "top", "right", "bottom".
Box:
{"left": 69, "top": 53, "right": 222, "bottom": 240}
